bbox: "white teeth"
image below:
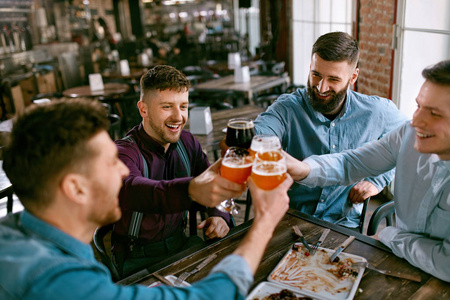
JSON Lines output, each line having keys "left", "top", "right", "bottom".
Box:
{"left": 166, "top": 124, "right": 179, "bottom": 129}
{"left": 416, "top": 132, "right": 433, "bottom": 138}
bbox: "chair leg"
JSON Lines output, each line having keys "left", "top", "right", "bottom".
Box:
{"left": 359, "top": 197, "right": 370, "bottom": 234}
{"left": 244, "top": 192, "right": 252, "bottom": 222}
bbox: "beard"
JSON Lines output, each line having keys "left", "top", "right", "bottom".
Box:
{"left": 147, "top": 117, "right": 185, "bottom": 145}
{"left": 307, "top": 78, "right": 349, "bottom": 115}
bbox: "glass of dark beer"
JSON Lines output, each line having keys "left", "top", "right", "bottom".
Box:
{"left": 225, "top": 118, "right": 255, "bottom": 149}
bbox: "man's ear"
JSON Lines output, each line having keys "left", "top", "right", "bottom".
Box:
{"left": 350, "top": 68, "right": 359, "bottom": 85}
{"left": 137, "top": 100, "right": 147, "bottom": 118}
{"left": 60, "top": 173, "right": 90, "bottom": 205}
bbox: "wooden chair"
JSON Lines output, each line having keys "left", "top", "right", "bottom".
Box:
{"left": 367, "top": 200, "right": 395, "bottom": 236}
{"left": 93, "top": 224, "right": 121, "bottom": 282}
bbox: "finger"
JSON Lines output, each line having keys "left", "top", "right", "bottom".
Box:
{"left": 197, "top": 220, "right": 207, "bottom": 229}
{"left": 204, "top": 220, "right": 216, "bottom": 236}
{"left": 208, "top": 158, "right": 222, "bottom": 173}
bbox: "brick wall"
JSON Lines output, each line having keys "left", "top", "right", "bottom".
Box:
{"left": 356, "top": 0, "right": 395, "bottom": 99}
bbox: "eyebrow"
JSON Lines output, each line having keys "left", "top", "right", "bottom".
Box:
{"left": 311, "top": 70, "right": 341, "bottom": 81}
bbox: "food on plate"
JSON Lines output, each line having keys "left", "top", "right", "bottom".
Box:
{"left": 252, "top": 289, "right": 313, "bottom": 300}
{"left": 270, "top": 245, "right": 359, "bottom": 295}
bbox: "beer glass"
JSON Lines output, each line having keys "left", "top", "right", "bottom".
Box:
{"left": 217, "top": 147, "right": 253, "bottom": 214}
{"left": 225, "top": 118, "right": 255, "bottom": 149}
{"left": 249, "top": 134, "right": 282, "bottom": 160}
{"left": 251, "top": 151, "right": 287, "bottom": 190}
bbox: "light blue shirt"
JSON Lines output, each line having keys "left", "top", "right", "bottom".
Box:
{"left": 302, "top": 122, "right": 450, "bottom": 281}
{"left": 0, "top": 210, "right": 253, "bottom": 299}
{"left": 254, "top": 88, "right": 407, "bottom": 227}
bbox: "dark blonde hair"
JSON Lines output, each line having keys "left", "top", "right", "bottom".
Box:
{"left": 3, "top": 99, "right": 109, "bottom": 210}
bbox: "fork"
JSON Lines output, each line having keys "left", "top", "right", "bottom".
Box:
{"left": 292, "top": 225, "right": 312, "bottom": 252}
{"left": 352, "top": 261, "right": 421, "bottom": 282}
{"left": 174, "top": 254, "right": 217, "bottom": 286}
{"left": 310, "top": 228, "right": 330, "bottom": 255}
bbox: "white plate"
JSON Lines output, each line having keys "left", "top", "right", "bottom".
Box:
{"left": 246, "top": 281, "right": 317, "bottom": 300}
{"left": 148, "top": 275, "right": 191, "bottom": 288}
{"left": 268, "top": 244, "right": 365, "bottom": 300}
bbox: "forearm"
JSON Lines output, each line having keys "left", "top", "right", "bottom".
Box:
{"left": 232, "top": 218, "right": 275, "bottom": 274}
{"left": 379, "top": 226, "right": 450, "bottom": 282}
{"left": 121, "top": 176, "right": 192, "bottom": 213}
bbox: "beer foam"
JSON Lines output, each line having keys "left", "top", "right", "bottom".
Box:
{"left": 252, "top": 161, "right": 286, "bottom": 175}
{"left": 222, "top": 157, "right": 253, "bottom": 168}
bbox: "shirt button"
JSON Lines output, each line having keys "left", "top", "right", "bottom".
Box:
{"left": 332, "top": 145, "right": 336, "bottom": 149}
{"left": 320, "top": 199, "right": 325, "bottom": 203}
{"left": 331, "top": 122, "right": 335, "bottom": 127}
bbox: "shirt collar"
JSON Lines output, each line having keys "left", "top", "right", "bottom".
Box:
{"left": 20, "top": 210, "right": 96, "bottom": 261}
{"left": 437, "top": 159, "right": 450, "bottom": 171}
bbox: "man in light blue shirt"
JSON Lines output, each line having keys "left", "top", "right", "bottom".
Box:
{"left": 287, "top": 60, "right": 450, "bottom": 281}
{"left": 0, "top": 99, "right": 293, "bottom": 299}
{"left": 254, "top": 32, "right": 407, "bottom": 229}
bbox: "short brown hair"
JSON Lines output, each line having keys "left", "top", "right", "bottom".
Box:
{"left": 422, "top": 60, "right": 450, "bottom": 86}
{"left": 312, "top": 31, "right": 360, "bottom": 67}
{"left": 140, "top": 65, "right": 190, "bottom": 96}
{"left": 3, "top": 99, "right": 109, "bottom": 210}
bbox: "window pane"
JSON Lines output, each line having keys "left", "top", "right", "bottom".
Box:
{"left": 405, "top": 0, "right": 450, "bottom": 31}
{"left": 398, "top": 31, "right": 450, "bottom": 118}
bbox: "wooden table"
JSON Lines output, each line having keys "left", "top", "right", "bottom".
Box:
{"left": 62, "top": 83, "right": 130, "bottom": 98}
{"left": 185, "top": 105, "right": 265, "bottom": 151}
{"left": 118, "top": 209, "right": 449, "bottom": 299}
{"left": 101, "top": 69, "right": 147, "bottom": 81}
{"left": 192, "top": 75, "right": 290, "bottom": 104}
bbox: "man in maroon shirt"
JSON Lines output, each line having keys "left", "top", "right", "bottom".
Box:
{"left": 113, "top": 65, "right": 244, "bottom": 278}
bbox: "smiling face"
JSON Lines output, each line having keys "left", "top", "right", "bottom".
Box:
{"left": 307, "top": 54, "right": 359, "bottom": 116}
{"left": 411, "top": 80, "right": 450, "bottom": 160}
{"left": 139, "top": 89, "right": 189, "bottom": 151}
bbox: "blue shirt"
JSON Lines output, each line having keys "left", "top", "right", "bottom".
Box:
{"left": 0, "top": 211, "right": 253, "bottom": 299}
{"left": 302, "top": 122, "right": 450, "bottom": 281}
{"left": 254, "top": 88, "right": 407, "bottom": 227}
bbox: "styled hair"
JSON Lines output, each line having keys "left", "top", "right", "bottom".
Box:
{"left": 422, "top": 60, "right": 450, "bottom": 86}
{"left": 312, "top": 31, "right": 360, "bottom": 67}
{"left": 140, "top": 65, "right": 190, "bottom": 98}
{"left": 3, "top": 99, "right": 109, "bottom": 210}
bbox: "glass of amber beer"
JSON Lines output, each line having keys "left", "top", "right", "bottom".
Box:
{"left": 225, "top": 118, "right": 255, "bottom": 149}
{"left": 251, "top": 151, "right": 287, "bottom": 190}
{"left": 249, "top": 134, "right": 282, "bottom": 159}
{"left": 217, "top": 147, "right": 253, "bottom": 214}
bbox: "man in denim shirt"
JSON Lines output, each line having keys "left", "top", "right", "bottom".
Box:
{"left": 286, "top": 60, "right": 450, "bottom": 281}
{"left": 254, "top": 32, "right": 407, "bottom": 229}
{"left": 0, "top": 99, "right": 292, "bottom": 299}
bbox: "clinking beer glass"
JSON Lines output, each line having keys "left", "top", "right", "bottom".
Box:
{"left": 250, "top": 135, "right": 287, "bottom": 190}
{"left": 217, "top": 147, "right": 253, "bottom": 214}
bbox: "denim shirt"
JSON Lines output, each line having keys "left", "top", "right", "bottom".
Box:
{"left": 302, "top": 122, "right": 450, "bottom": 281}
{"left": 0, "top": 211, "right": 253, "bottom": 299}
{"left": 254, "top": 88, "right": 407, "bottom": 227}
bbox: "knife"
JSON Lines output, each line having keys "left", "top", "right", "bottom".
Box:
{"left": 311, "top": 228, "right": 330, "bottom": 255}
{"left": 330, "top": 236, "right": 355, "bottom": 263}
{"left": 152, "top": 272, "right": 175, "bottom": 286}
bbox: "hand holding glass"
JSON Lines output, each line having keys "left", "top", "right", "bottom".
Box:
{"left": 251, "top": 151, "right": 287, "bottom": 190}
{"left": 217, "top": 147, "right": 253, "bottom": 214}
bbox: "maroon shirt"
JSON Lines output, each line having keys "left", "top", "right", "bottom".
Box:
{"left": 113, "top": 124, "right": 232, "bottom": 245}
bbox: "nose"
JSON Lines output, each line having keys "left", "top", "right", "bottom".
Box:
{"left": 411, "top": 107, "right": 425, "bottom": 128}
{"left": 317, "top": 79, "right": 329, "bottom": 93}
{"left": 120, "top": 160, "right": 130, "bottom": 178}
